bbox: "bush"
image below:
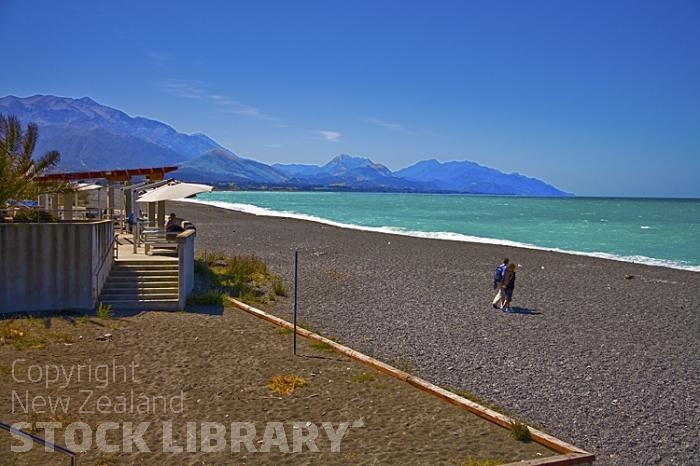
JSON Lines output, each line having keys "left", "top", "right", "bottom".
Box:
{"left": 13, "top": 209, "right": 57, "bottom": 223}
{"left": 510, "top": 421, "right": 531, "bottom": 442}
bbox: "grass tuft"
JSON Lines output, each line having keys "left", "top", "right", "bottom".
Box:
{"left": 310, "top": 341, "right": 335, "bottom": 352}
{"left": 510, "top": 421, "right": 531, "bottom": 442}
{"left": 272, "top": 278, "right": 287, "bottom": 296}
{"left": 96, "top": 302, "right": 112, "bottom": 320}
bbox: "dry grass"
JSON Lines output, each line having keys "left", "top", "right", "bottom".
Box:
{"left": 353, "top": 372, "right": 376, "bottom": 383}
{"left": 0, "top": 316, "right": 76, "bottom": 350}
{"left": 267, "top": 374, "right": 307, "bottom": 395}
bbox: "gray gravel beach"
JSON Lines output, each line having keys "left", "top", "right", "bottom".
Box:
{"left": 175, "top": 200, "right": 699, "bottom": 466}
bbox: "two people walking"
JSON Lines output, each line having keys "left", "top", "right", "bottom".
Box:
{"left": 492, "top": 257, "right": 516, "bottom": 312}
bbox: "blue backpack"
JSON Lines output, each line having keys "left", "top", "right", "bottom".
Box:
{"left": 493, "top": 264, "right": 506, "bottom": 288}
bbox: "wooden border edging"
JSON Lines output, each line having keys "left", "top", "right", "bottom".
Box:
{"left": 227, "top": 297, "right": 596, "bottom": 466}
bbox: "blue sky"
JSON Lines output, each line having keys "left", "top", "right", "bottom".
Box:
{"left": 1, "top": 0, "right": 698, "bottom": 197}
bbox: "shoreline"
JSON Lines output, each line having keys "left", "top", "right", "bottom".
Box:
{"left": 184, "top": 198, "right": 700, "bottom": 273}
{"left": 174, "top": 200, "right": 700, "bottom": 466}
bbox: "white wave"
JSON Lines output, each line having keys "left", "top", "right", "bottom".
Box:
{"left": 183, "top": 198, "right": 700, "bottom": 273}
{"left": 640, "top": 225, "right": 651, "bottom": 229}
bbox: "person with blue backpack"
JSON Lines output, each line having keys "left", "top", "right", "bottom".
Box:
{"left": 491, "top": 257, "right": 509, "bottom": 309}
{"left": 499, "top": 262, "right": 517, "bottom": 312}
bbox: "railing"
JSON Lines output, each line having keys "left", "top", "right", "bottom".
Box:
{"left": 0, "top": 421, "right": 77, "bottom": 465}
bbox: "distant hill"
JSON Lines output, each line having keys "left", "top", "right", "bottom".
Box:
{"left": 178, "top": 148, "right": 287, "bottom": 184}
{"left": 395, "top": 159, "right": 570, "bottom": 196}
{"left": 0, "top": 94, "right": 572, "bottom": 196}
{"left": 274, "top": 154, "right": 418, "bottom": 190}
{"left": 0, "top": 94, "right": 221, "bottom": 170}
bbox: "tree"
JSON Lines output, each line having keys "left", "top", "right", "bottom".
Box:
{"left": 0, "top": 113, "right": 61, "bottom": 208}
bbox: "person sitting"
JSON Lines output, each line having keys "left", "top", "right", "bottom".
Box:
{"left": 165, "top": 212, "right": 184, "bottom": 233}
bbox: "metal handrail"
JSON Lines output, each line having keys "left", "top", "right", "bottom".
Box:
{"left": 0, "top": 421, "right": 77, "bottom": 465}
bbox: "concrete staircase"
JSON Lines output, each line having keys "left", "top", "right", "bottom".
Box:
{"left": 99, "top": 260, "right": 180, "bottom": 310}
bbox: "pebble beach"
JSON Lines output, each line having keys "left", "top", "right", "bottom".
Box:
{"left": 176, "top": 200, "right": 700, "bottom": 466}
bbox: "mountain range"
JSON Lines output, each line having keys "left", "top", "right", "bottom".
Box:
{"left": 0, "top": 95, "right": 572, "bottom": 196}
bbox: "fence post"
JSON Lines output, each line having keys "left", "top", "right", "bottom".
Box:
{"left": 293, "top": 250, "right": 298, "bottom": 355}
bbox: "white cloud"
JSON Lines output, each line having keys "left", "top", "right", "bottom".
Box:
{"left": 317, "top": 130, "right": 342, "bottom": 142}
{"left": 158, "top": 79, "right": 279, "bottom": 122}
{"left": 363, "top": 117, "right": 407, "bottom": 133}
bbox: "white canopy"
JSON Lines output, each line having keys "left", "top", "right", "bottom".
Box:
{"left": 137, "top": 181, "right": 213, "bottom": 203}
{"left": 75, "top": 183, "right": 103, "bottom": 191}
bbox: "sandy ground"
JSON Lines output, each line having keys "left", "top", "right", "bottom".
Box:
{"left": 0, "top": 306, "right": 551, "bottom": 465}
{"left": 175, "top": 200, "right": 700, "bottom": 466}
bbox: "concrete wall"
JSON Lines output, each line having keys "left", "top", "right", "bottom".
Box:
{"left": 177, "top": 229, "right": 196, "bottom": 310}
{"left": 0, "top": 220, "right": 114, "bottom": 313}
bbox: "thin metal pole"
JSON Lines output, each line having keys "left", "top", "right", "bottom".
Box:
{"left": 293, "top": 250, "right": 298, "bottom": 355}
{"left": 0, "top": 421, "right": 77, "bottom": 463}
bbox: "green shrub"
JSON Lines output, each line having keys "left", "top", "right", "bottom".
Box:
{"left": 13, "top": 209, "right": 57, "bottom": 223}
{"left": 187, "top": 290, "right": 224, "bottom": 306}
{"left": 510, "top": 421, "right": 531, "bottom": 442}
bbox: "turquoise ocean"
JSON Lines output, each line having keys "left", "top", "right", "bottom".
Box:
{"left": 192, "top": 192, "right": 700, "bottom": 272}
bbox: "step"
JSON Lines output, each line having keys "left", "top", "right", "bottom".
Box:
{"left": 113, "top": 264, "right": 179, "bottom": 271}
{"left": 109, "top": 270, "right": 179, "bottom": 280}
{"left": 102, "top": 283, "right": 179, "bottom": 293}
{"left": 100, "top": 292, "right": 179, "bottom": 301}
{"left": 109, "top": 270, "right": 179, "bottom": 277}
{"left": 100, "top": 299, "right": 181, "bottom": 311}
{"left": 102, "top": 281, "right": 178, "bottom": 290}
{"left": 101, "top": 285, "right": 179, "bottom": 292}
{"left": 115, "top": 260, "right": 178, "bottom": 266}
